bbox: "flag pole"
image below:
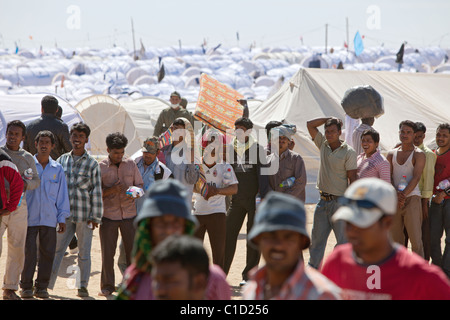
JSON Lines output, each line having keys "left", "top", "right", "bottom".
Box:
{"left": 131, "top": 17, "right": 137, "bottom": 61}
{"left": 346, "top": 17, "right": 349, "bottom": 52}
{"left": 325, "top": 24, "right": 328, "bottom": 54}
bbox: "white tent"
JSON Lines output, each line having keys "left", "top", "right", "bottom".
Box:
{"left": 248, "top": 68, "right": 450, "bottom": 203}
{"left": 73, "top": 94, "right": 140, "bottom": 158}
{"left": 0, "top": 94, "right": 84, "bottom": 147}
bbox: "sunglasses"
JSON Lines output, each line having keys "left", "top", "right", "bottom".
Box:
{"left": 338, "top": 197, "right": 379, "bottom": 210}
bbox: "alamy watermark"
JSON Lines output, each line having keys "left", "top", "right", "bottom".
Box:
{"left": 66, "top": 5, "right": 81, "bottom": 30}
{"left": 366, "top": 5, "right": 381, "bottom": 30}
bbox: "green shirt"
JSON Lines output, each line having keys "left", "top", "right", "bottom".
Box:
{"left": 313, "top": 131, "right": 357, "bottom": 196}
{"left": 153, "top": 107, "right": 194, "bottom": 137}
{"left": 418, "top": 143, "right": 437, "bottom": 199}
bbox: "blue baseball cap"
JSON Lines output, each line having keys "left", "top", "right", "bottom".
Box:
{"left": 136, "top": 179, "right": 198, "bottom": 226}
{"left": 248, "top": 191, "right": 310, "bottom": 249}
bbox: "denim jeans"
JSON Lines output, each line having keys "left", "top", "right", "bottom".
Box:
{"left": 308, "top": 198, "right": 347, "bottom": 269}
{"left": 429, "top": 199, "right": 450, "bottom": 278}
{"left": 48, "top": 221, "right": 93, "bottom": 290}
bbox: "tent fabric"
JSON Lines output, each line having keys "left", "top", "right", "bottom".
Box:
{"left": 3, "top": 69, "right": 449, "bottom": 204}
{"left": 0, "top": 94, "right": 83, "bottom": 147}
{"left": 74, "top": 94, "right": 140, "bottom": 158}
{"left": 248, "top": 68, "right": 450, "bottom": 203}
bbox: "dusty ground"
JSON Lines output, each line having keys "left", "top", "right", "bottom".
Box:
{"left": 0, "top": 204, "right": 335, "bottom": 300}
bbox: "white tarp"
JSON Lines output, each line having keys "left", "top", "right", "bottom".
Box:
{"left": 248, "top": 68, "right": 450, "bottom": 203}
{"left": 74, "top": 94, "right": 140, "bottom": 158}
{"left": 0, "top": 94, "right": 84, "bottom": 147}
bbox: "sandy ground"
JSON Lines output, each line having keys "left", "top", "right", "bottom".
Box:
{"left": 2, "top": 202, "right": 445, "bottom": 301}
{"left": 0, "top": 204, "right": 337, "bottom": 300}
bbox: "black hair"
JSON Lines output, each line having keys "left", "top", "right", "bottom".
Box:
{"left": 151, "top": 235, "right": 210, "bottom": 281}
{"left": 6, "top": 120, "right": 26, "bottom": 136}
{"left": 235, "top": 117, "right": 253, "bottom": 130}
{"left": 324, "top": 117, "right": 343, "bottom": 131}
{"left": 35, "top": 130, "right": 56, "bottom": 145}
{"left": 437, "top": 123, "right": 450, "bottom": 132}
{"left": 41, "top": 95, "right": 59, "bottom": 114}
{"left": 265, "top": 121, "right": 283, "bottom": 138}
{"left": 172, "top": 118, "right": 186, "bottom": 128}
{"left": 56, "top": 106, "right": 63, "bottom": 119}
{"left": 70, "top": 122, "right": 91, "bottom": 138}
{"left": 106, "top": 132, "right": 128, "bottom": 150}
{"left": 361, "top": 128, "right": 380, "bottom": 143}
{"left": 415, "top": 122, "right": 426, "bottom": 133}
{"left": 399, "top": 120, "right": 418, "bottom": 132}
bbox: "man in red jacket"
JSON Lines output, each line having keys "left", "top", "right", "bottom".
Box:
{"left": 0, "top": 149, "right": 24, "bottom": 218}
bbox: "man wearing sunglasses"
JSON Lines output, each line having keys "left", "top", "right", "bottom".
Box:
{"left": 321, "top": 178, "right": 450, "bottom": 300}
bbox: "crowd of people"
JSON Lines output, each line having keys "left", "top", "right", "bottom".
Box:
{"left": 0, "top": 93, "right": 449, "bottom": 300}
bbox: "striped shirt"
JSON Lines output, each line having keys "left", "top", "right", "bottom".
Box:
{"left": 243, "top": 259, "right": 342, "bottom": 300}
{"left": 57, "top": 151, "right": 103, "bottom": 224}
{"left": 357, "top": 150, "right": 391, "bottom": 183}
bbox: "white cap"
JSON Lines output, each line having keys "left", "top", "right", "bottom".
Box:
{"left": 333, "top": 178, "right": 397, "bottom": 228}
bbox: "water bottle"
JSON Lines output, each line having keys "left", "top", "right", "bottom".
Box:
{"left": 437, "top": 179, "right": 450, "bottom": 191}
{"left": 17, "top": 192, "right": 24, "bottom": 208}
{"left": 279, "top": 177, "right": 296, "bottom": 188}
{"left": 398, "top": 175, "right": 408, "bottom": 191}
{"left": 223, "top": 168, "right": 232, "bottom": 185}
{"left": 23, "top": 168, "right": 33, "bottom": 180}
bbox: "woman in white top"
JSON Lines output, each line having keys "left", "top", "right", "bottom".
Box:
{"left": 193, "top": 129, "right": 238, "bottom": 270}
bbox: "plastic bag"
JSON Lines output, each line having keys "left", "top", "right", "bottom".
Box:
{"left": 341, "top": 85, "right": 384, "bottom": 119}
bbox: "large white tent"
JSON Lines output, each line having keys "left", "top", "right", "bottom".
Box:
{"left": 2, "top": 67, "right": 450, "bottom": 203}
{"left": 248, "top": 68, "right": 450, "bottom": 203}
{"left": 0, "top": 93, "right": 84, "bottom": 147}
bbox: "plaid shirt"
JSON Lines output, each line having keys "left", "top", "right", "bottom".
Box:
{"left": 57, "top": 151, "right": 103, "bottom": 224}
{"left": 243, "top": 259, "right": 342, "bottom": 300}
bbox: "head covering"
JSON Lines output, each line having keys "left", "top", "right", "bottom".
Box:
{"left": 141, "top": 137, "right": 159, "bottom": 154}
{"left": 180, "top": 97, "right": 188, "bottom": 108}
{"left": 273, "top": 124, "right": 297, "bottom": 141}
{"left": 170, "top": 91, "right": 181, "bottom": 98}
{"left": 136, "top": 179, "right": 197, "bottom": 226}
{"left": 333, "top": 177, "right": 397, "bottom": 228}
{"left": 201, "top": 128, "right": 225, "bottom": 149}
{"left": 248, "top": 192, "right": 310, "bottom": 249}
{"left": 116, "top": 180, "right": 198, "bottom": 300}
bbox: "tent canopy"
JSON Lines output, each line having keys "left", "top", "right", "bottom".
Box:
{"left": 0, "top": 93, "right": 83, "bottom": 147}
{"left": 248, "top": 68, "right": 450, "bottom": 202}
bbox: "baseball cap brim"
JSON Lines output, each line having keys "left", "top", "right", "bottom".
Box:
{"left": 333, "top": 204, "right": 384, "bottom": 229}
{"left": 141, "top": 146, "right": 157, "bottom": 154}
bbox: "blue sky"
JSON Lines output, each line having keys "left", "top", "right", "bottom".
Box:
{"left": 1, "top": 0, "right": 449, "bottom": 50}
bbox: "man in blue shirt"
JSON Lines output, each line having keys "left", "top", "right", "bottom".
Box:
{"left": 20, "top": 130, "right": 70, "bottom": 299}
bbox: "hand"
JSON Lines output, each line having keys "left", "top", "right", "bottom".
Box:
{"left": 397, "top": 191, "right": 406, "bottom": 209}
{"left": 205, "top": 185, "right": 219, "bottom": 200}
{"left": 432, "top": 191, "right": 446, "bottom": 204}
{"left": 57, "top": 223, "right": 66, "bottom": 233}
{"left": 87, "top": 220, "right": 99, "bottom": 230}
{"left": 0, "top": 209, "right": 11, "bottom": 216}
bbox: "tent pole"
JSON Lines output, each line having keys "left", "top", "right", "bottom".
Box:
{"left": 131, "top": 18, "right": 137, "bottom": 61}
{"left": 346, "top": 17, "right": 349, "bottom": 52}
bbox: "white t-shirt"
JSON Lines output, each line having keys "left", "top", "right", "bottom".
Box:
{"left": 194, "top": 162, "right": 238, "bottom": 215}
